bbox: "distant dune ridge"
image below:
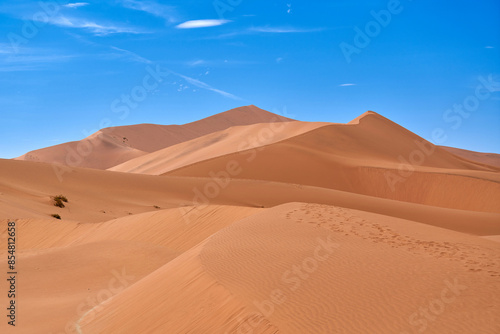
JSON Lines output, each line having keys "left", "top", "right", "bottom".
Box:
{"left": 15, "top": 105, "right": 293, "bottom": 170}
{"left": 163, "top": 110, "right": 500, "bottom": 213}
{"left": 440, "top": 146, "right": 500, "bottom": 168}
{"left": 1, "top": 106, "right": 499, "bottom": 334}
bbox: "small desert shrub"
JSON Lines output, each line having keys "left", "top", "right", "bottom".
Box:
{"left": 53, "top": 195, "right": 68, "bottom": 208}
{"left": 154, "top": 205, "right": 160, "bottom": 209}
{"left": 54, "top": 195, "right": 68, "bottom": 202}
{"left": 53, "top": 199, "right": 65, "bottom": 208}
{"left": 51, "top": 214, "right": 61, "bottom": 220}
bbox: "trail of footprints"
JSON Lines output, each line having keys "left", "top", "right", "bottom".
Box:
{"left": 285, "top": 204, "right": 500, "bottom": 278}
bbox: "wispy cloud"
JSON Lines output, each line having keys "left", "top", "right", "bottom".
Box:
{"left": 186, "top": 59, "right": 207, "bottom": 67}
{"left": 210, "top": 26, "right": 324, "bottom": 39}
{"left": 171, "top": 71, "right": 241, "bottom": 100}
{"left": 0, "top": 43, "right": 14, "bottom": 54}
{"left": 0, "top": 65, "right": 44, "bottom": 72}
{"left": 485, "top": 46, "right": 495, "bottom": 49}
{"left": 109, "top": 46, "right": 152, "bottom": 64}
{"left": 0, "top": 46, "right": 76, "bottom": 72}
{"left": 176, "top": 19, "right": 232, "bottom": 29}
{"left": 160, "top": 59, "right": 258, "bottom": 67}
{"left": 63, "top": 2, "right": 89, "bottom": 8}
{"left": 119, "top": 0, "right": 177, "bottom": 23}
{"left": 101, "top": 46, "right": 240, "bottom": 99}
{"left": 338, "top": 83, "right": 356, "bottom": 87}
{"left": 249, "top": 26, "right": 324, "bottom": 33}
{"left": 39, "top": 15, "right": 145, "bottom": 35}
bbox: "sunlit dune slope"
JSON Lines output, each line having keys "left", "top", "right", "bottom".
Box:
{"left": 164, "top": 111, "right": 500, "bottom": 213}
{"left": 109, "top": 121, "right": 329, "bottom": 175}
{"left": 0, "top": 240, "right": 178, "bottom": 334}
{"left": 1, "top": 159, "right": 499, "bottom": 235}
{"left": 0, "top": 205, "right": 262, "bottom": 334}
{"left": 15, "top": 105, "right": 293, "bottom": 170}
{"left": 79, "top": 203, "right": 500, "bottom": 333}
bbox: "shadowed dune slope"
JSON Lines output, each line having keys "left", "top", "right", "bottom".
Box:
{"left": 441, "top": 146, "right": 500, "bottom": 168}
{"left": 79, "top": 203, "right": 500, "bottom": 333}
{"left": 2, "top": 206, "right": 260, "bottom": 252}
{"left": 79, "top": 244, "right": 279, "bottom": 334}
{"left": 0, "top": 205, "right": 264, "bottom": 334}
{"left": 1, "top": 159, "right": 499, "bottom": 235}
{"left": 164, "top": 112, "right": 500, "bottom": 213}
{"left": 67, "top": 205, "right": 262, "bottom": 251}
{"left": 15, "top": 105, "right": 293, "bottom": 170}
{"left": 0, "top": 240, "right": 179, "bottom": 334}
{"left": 109, "top": 121, "right": 329, "bottom": 175}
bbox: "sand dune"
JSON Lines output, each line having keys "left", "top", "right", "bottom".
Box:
{"left": 0, "top": 205, "right": 262, "bottom": 334}
{"left": 164, "top": 111, "right": 500, "bottom": 213}
{"left": 109, "top": 121, "right": 329, "bottom": 175}
{"left": 15, "top": 105, "right": 293, "bottom": 170}
{"left": 1, "top": 240, "right": 178, "bottom": 334}
{"left": 79, "top": 243, "right": 279, "bottom": 334}
{"left": 2, "top": 107, "right": 499, "bottom": 334}
{"left": 441, "top": 146, "right": 500, "bottom": 168}
{"left": 2, "top": 158, "right": 499, "bottom": 235}
{"left": 76, "top": 203, "right": 500, "bottom": 333}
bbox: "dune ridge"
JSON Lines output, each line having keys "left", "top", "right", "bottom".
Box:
{"left": 2, "top": 158, "right": 499, "bottom": 235}
{"left": 440, "top": 146, "right": 500, "bottom": 168}
{"left": 109, "top": 120, "right": 330, "bottom": 175}
{"left": 15, "top": 105, "right": 293, "bottom": 170}
{"left": 72, "top": 203, "right": 500, "bottom": 334}
{"left": 163, "top": 111, "right": 500, "bottom": 213}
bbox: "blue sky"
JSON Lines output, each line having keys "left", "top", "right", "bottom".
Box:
{"left": 0, "top": 0, "right": 499, "bottom": 158}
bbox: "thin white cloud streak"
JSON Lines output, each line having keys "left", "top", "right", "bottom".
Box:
{"left": 27, "top": 12, "right": 145, "bottom": 36}
{"left": 338, "top": 83, "right": 356, "bottom": 87}
{"left": 0, "top": 43, "right": 15, "bottom": 54}
{"left": 249, "top": 26, "right": 324, "bottom": 33}
{"left": 160, "top": 59, "right": 259, "bottom": 67}
{"left": 187, "top": 59, "right": 207, "bottom": 66}
{"left": 0, "top": 65, "right": 45, "bottom": 72}
{"left": 6, "top": 54, "right": 76, "bottom": 63}
{"left": 39, "top": 15, "right": 145, "bottom": 35}
{"left": 63, "top": 3, "right": 89, "bottom": 8}
{"left": 119, "top": 0, "right": 177, "bottom": 23}
{"left": 176, "top": 19, "right": 231, "bottom": 29}
{"left": 209, "top": 26, "right": 325, "bottom": 39}
{"left": 0, "top": 43, "right": 40, "bottom": 56}
{"left": 0, "top": 51, "right": 76, "bottom": 72}
{"left": 171, "top": 71, "right": 241, "bottom": 100}
{"left": 109, "top": 46, "right": 152, "bottom": 64}
{"left": 102, "top": 47, "right": 240, "bottom": 100}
